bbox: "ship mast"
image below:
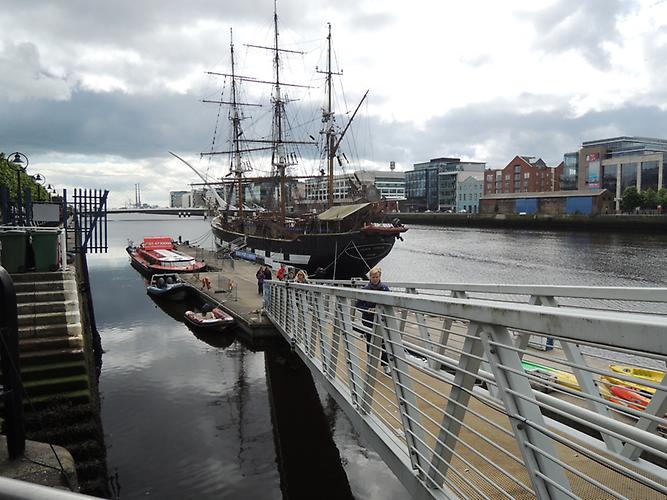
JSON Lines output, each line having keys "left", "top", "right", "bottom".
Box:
{"left": 318, "top": 24, "right": 368, "bottom": 209}
{"left": 229, "top": 28, "right": 247, "bottom": 218}
{"left": 203, "top": 2, "right": 313, "bottom": 221}
{"left": 271, "top": 4, "right": 288, "bottom": 222}
{"left": 325, "top": 24, "right": 335, "bottom": 208}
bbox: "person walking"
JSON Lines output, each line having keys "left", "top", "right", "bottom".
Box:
{"left": 355, "top": 266, "right": 392, "bottom": 375}
{"left": 256, "top": 266, "right": 266, "bottom": 295}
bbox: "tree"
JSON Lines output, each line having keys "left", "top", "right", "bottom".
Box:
{"left": 657, "top": 187, "right": 667, "bottom": 209}
{"left": 620, "top": 187, "right": 642, "bottom": 212}
{"left": 641, "top": 188, "right": 658, "bottom": 209}
{"left": 1, "top": 154, "right": 49, "bottom": 202}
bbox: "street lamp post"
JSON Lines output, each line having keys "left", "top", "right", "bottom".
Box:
{"left": 32, "top": 173, "right": 46, "bottom": 201}
{"left": 7, "top": 152, "right": 29, "bottom": 225}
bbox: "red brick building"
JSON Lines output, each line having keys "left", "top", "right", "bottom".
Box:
{"left": 484, "top": 156, "right": 564, "bottom": 195}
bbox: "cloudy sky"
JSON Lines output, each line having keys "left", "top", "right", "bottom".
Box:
{"left": 1, "top": 0, "right": 666, "bottom": 207}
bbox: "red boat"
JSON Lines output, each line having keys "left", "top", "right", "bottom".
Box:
{"left": 184, "top": 307, "right": 234, "bottom": 331}
{"left": 127, "top": 236, "right": 206, "bottom": 274}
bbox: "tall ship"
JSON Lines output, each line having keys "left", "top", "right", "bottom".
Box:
{"left": 198, "top": 6, "right": 407, "bottom": 279}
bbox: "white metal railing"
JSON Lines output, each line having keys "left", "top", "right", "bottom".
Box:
{"left": 264, "top": 280, "right": 667, "bottom": 500}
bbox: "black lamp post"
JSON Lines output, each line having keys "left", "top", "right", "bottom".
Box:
{"left": 7, "top": 152, "right": 29, "bottom": 225}
{"left": 32, "top": 173, "right": 46, "bottom": 201}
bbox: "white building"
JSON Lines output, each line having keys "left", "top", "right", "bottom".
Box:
{"left": 457, "top": 173, "right": 484, "bottom": 213}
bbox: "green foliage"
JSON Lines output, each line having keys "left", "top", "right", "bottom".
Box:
{"left": 0, "top": 153, "right": 50, "bottom": 202}
{"left": 620, "top": 187, "right": 642, "bottom": 212}
{"left": 657, "top": 187, "right": 667, "bottom": 208}
{"left": 641, "top": 188, "right": 658, "bottom": 209}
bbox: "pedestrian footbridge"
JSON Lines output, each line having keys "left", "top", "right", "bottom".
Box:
{"left": 263, "top": 280, "right": 667, "bottom": 499}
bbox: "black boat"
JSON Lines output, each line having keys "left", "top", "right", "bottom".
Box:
{"left": 210, "top": 203, "right": 406, "bottom": 278}
{"left": 177, "top": 8, "right": 407, "bottom": 279}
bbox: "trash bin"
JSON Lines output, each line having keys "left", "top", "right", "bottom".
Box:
{"left": 0, "top": 231, "right": 28, "bottom": 273}
{"left": 29, "top": 230, "right": 60, "bottom": 272}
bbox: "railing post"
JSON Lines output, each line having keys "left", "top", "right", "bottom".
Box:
{"left": 0, "top": 266, "right": 25, "bottom": 459}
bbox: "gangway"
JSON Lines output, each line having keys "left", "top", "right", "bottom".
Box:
{"left": 263, "top": 280, "right": 667, "bottom": 499}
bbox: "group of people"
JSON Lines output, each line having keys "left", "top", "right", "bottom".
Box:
{"left": 256, "top": 262, "right": 392, "bottom": 376}
{"left": 255, "top": 263, "right": 308, "bottom": 294}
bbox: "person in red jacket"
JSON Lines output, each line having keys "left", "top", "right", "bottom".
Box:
{"left": 276, "top": 264, "right": 286, "bottom": 280}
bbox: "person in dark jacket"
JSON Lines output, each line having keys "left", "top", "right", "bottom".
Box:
{"left": 256, "top": 266, "right": 266, "bottom": 295}
{"left": 355, "top": 266, "right": 391, "bottom": 374}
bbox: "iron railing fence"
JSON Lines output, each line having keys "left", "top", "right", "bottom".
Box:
{"left": 264, "top": 280, "right": 667, "bottom": 500}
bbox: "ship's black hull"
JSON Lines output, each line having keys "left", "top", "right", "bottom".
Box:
{"left": 211, "top": 217, "right": 398, "bottom": 279}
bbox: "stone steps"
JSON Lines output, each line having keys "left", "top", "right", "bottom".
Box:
{"left": 19, "top": 335, "right": 84, "bottom": 353}
{"left": 14, "top": 361, "right": 89, "bottom": 383}
{"left": 18, "top": 310, "right": 80, "bottom": 327}
{"left": 16, "top": 290, "right": 71, "bottom": 303}
{"left": 10, "top": 271, "right": 76, "bottom": 283}
{"left": 18, "top": 323, "right": 82, "bottom": 338}
{"left": 21, "top": 389, "right": 92, "bottom": 409}
{"left": 18, "top": 299, "right": 79, "bottom": 315}
{"left": 13, "top": 280, "right": 76, "bottom": 294}
{"left": 19, "top": 347, "right": 86, "bottom": 367}
{"left": 23, "top": 374, "right": 90, "bottom": 398}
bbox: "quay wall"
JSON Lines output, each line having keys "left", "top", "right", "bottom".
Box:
{"left": 388, "top": 212, "right": 667, "bottom": 232}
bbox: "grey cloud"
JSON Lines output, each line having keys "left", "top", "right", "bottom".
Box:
{"left": 0, "top": 42, "right": 71, "bottom": 101}
{"left": 5, "top": 85, "right": 667, "bottom": 174}
{"left": 526, "top": 0, "right": 637, "bottom": 70}
{"left": 370, "top": 97, "right": 667, "bottom": 168}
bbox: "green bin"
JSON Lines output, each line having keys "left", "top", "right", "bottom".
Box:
{"left": 30, "top": 230, "right": 60, "bottom": 272}
{"left": 0, "top": 231, "right": 28, "bottom": 273}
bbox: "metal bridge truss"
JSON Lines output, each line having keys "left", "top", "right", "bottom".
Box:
{"left": 264, "top": 280, "right": 667, "bottom": 500}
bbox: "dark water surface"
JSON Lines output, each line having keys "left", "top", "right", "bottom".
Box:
{"left": 90, "top": 215, "right": 667, "bottom": 499}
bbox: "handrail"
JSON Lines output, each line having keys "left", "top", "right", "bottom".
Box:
{"left": 264, "top": 279, "right": 667, "bottom": 499}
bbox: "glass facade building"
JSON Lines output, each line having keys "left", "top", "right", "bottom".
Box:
{"left": 406, "top": 158, "right": 485, "bottom": 211}
{"left": 567, "top": 137, "right": 667, "bottom": 210}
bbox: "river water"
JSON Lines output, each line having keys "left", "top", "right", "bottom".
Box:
{"left": 89, "top": 214, "right": 667, "bottom": 499}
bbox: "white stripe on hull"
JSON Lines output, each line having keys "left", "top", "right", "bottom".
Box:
{"left": 216, "top": 236, "right": 311, "bottom": 266}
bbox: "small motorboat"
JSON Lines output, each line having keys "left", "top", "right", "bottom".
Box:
{"left": 184, "top": 306, "right": 234, "bottom": 331}
{"left": 127, "top": 236, "right": 206, "bottom": 274}
{"left": 146, "top": 273, "right": 194, "bottom": 301}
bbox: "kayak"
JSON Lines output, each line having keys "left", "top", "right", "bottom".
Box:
{"left": 608, "top": 365, "right": 665, "bottom": 395}
{"left": 599, "top": 380, "right": 651, "bottom": 411}
{"left": 521, "top": 360, "right": 580, "bottom": 391}
{"left": 609, "top": 365, "right": 665, "bottom": 383}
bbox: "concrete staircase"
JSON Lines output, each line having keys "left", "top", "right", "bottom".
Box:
{"left": 10, "top": 271, "right": 91, "bottom": 407}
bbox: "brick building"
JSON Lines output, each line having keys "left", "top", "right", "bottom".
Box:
{"left": 484, "top": 156, "right": 564, "bottom": 195}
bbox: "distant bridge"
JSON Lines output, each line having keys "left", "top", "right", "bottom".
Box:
{"left": 106, "top": 207, "right": 265, "bottom": 216}
{"left": 107, "top": 207, "right": 209, "bottom": 216}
